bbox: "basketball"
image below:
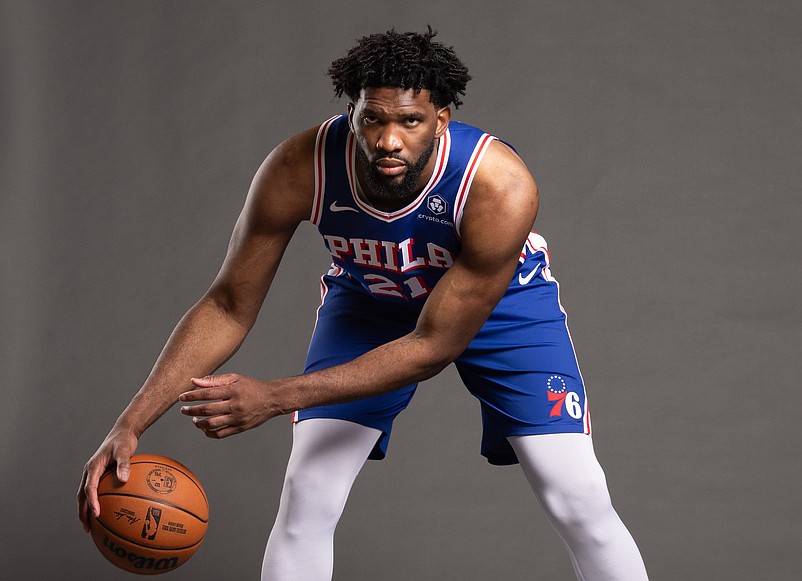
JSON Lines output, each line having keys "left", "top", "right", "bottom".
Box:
{"left": 89, "top": 454, "right": 209, "bottom": 575}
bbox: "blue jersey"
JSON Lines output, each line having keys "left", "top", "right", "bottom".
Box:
{"left": 299, "top": 115, "right": 590, "bottom": 466}
{"left": 310, "top": 115, "right": 496, "bottom": 310}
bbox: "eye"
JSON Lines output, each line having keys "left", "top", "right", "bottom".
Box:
{"left": 362, "top": 115, "right": 378, "bottom": 124}
{"left": 404, "top": 117, "right": 421, "bottom": 126}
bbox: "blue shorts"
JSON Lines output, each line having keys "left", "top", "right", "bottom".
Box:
{"left": 294, "top": 248, "right": 590, "bottom": 466}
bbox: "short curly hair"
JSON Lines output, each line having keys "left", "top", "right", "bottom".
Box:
{"left": 328, "top": 26, "right": 471, "bottom": 109}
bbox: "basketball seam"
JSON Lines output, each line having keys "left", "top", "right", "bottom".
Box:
{"left": 97, "top": 491, "right": 209, "bottom": 524}
{"left": 91, "top": 517, "right": 204, "bottom": 552}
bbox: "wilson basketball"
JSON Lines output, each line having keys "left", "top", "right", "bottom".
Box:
{"left": 89, "top": 454, "right": 209, "bottom": 575}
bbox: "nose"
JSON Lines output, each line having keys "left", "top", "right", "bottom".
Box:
{"left": 376, "top": 124, "right": 403, "bottom": 154}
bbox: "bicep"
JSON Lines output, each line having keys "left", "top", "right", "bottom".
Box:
{"left": 205, "top": 129, "right": 317, "bottom": 325}
{"left": 413, "top": 242, "right": 521, "bottom": 361}
{"left": 413, "top": 141, "right": 538, "bottom": 358}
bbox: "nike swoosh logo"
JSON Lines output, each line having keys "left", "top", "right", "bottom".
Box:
{"left": 330, "top": 201, "right": 359, "bottom": 213}
{"left": 518, "top": 264, "right": 541, "bottom": 285}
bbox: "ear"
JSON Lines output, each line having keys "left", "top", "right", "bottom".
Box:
{"left": 435, "top": 106, "right": 451, "bottom": 138}
{"left": 347, "top": 102, "right": 356, "bottom": 131}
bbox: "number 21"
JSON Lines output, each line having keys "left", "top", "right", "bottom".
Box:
{"left": 364, "top": 274, "right": 430, "bottom": 300}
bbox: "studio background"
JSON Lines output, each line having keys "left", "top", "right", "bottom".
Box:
{"left": 2, "top": 1, "right": 800, "bottom": 579}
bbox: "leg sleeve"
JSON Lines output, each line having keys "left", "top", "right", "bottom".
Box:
{"left": 509, "top": 434, "right": 649, "bottom": 581}
{"left": 262, "top": 418, "right": 381, "bottom": 581}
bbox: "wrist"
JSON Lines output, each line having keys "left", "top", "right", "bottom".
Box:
{"left": 269, "top": 376, "right": 301, "bottom": 417}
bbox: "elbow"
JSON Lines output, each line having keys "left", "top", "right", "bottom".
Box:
{"left": 201, "top": 287, "right": 257, "bottom": 333}
{"left": 438, "top": 343, "right": 465, "bottom": 371}
{"left": 424, "top": 354, "right": 453, "bottom": 378}
{"left": 414, "top": 334, "right": 465, "bottom": 379}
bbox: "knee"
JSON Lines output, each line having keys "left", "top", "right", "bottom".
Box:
{"left": 539, "top": 467, "right": 615, "bottom": 537}
{"left": 281, "top": 466, "right": 351, "bottom": 529}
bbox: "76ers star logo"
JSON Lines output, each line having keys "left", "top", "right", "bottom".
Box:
{"left": 546, "top": 375, "right": 583, "bottom": 419}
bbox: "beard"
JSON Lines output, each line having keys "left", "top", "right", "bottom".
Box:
{"left": 355, "top": 139, "right": 436, "bottom": 206}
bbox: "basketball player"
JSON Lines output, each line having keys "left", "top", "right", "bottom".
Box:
{"left": 78, "top": 28, "right": 649, "bottom": 580}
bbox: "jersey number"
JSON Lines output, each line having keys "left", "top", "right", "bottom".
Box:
{"left": 364, "top": 274, "right": 430, "bottom": 300}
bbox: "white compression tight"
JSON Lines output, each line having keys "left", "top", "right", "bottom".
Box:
{"left": 262, "top": 420, "right": 647, "bottom": 581}
{"left": 509, "top": 434, "right": 648, "bottom": 580}
{"left": 262, "top": 419, "right": 381, "bottom": 581}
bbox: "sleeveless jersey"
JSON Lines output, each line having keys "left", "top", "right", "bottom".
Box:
{"left": 310, "top": 115, "right": 497, "bottom": 310}
{"left": 300, "top": 116, "right": 591, "bottom": 462}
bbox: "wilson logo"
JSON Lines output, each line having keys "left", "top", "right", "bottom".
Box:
{"left": 100, "top": 535, "right": 179, "bottom": 572}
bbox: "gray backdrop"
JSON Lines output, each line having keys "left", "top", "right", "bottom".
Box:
{"left": 2, "top": 1, "right": 800, "bottom": 579}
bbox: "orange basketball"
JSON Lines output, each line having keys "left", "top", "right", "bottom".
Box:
{"left": 89, "top": 454, "right": 209, "bottom": 575}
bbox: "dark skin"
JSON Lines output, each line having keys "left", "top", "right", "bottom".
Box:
{"left": 77, "top": 87, "right": 538, "bottom": 531}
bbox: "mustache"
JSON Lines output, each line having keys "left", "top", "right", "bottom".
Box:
{"left": 371, "top": 151, "right": 411, "bottom": 164}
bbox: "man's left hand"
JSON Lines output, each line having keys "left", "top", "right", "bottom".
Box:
{"left": 179, "top": 374, "right": 281, "bottom": 438}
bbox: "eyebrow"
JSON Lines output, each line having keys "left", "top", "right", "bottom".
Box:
{"left": 361, "top": 104, "right": 426, "bottom": 117}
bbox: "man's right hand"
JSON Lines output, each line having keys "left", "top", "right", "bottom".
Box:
{"left": 74, "top": 125, "right": 316, "bottom": 533}
{"left": 77, "top": 429, "right": 139, "bottom": 532}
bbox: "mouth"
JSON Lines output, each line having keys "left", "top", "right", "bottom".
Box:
{"left": 374, "top": 158, "right": 407, "bottom": 177}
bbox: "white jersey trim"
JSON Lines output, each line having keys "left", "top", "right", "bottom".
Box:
{"left": 520, "top": 231, "right": 591, "bottom": 435}
{"left": 292, "top": 262, "right": 346, "bottom": 424}
{"left": 453, "top": 133, "right": 496, "bottom": 238}
{"left": 310, "top": 115, "right": 340, "bottom": 225}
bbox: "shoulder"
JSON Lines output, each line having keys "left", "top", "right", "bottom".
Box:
{"left": 245, "top": 123, "right": 324, "bottom": 226}
{"left": 449, "top": 122, "right": 536, "bottom": 204}
{"left": 457, "top": 138, "right": 538, "bottom": 255}
{"left": 256, "top": 124, "right": 320, "bottom": 188}
{"left": 467, "top": 139, "right": 538, "bottom": 223}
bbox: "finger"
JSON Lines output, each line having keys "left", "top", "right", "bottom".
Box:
{"left": 201, "top": 424, "right": 244, "bottom": 440}
{"left": 190, "top": 373, "right": 239, "bottom": 388}
{"left": 78, "top": 498, "right": 91, "bottom": 532}
{"left": 191, "top": 413, "right": 233, "bottom": 432}
{"left": 77, "top": 471, "right": 91, "bottom": 532}
{"left": 178, "top": 386, "right": 229, "bottom": 403}
{"left": 82, "top": 461, "right": 107, "bottom": 523}
{"left": 180, "top": 401, "right": 231, "bottom": 417}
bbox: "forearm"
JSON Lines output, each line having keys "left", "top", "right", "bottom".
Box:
{"left": 179, "top": 328, "right": 462, "bottom": 439}
{"left": 278, "top": 273, "right": 507, "bottom": 414}
{"left": 115, "top": 296, "right": 252, "bottom": 435}
{"left": 277, "top": 331, "right": 454, "bottom": 414}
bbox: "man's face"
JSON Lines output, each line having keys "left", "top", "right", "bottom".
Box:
{"left": 349, "top": 87, "right": 450, "bottom": 208}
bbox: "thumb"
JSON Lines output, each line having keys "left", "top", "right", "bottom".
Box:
{"left": 191, "top": 373, "right": 239, "bottom": 388}
{"left": 112, "top": 437, "right": 137, "bottom": 484}
{"left": 115, "top": 456, "right": 131, "bottom": 483}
